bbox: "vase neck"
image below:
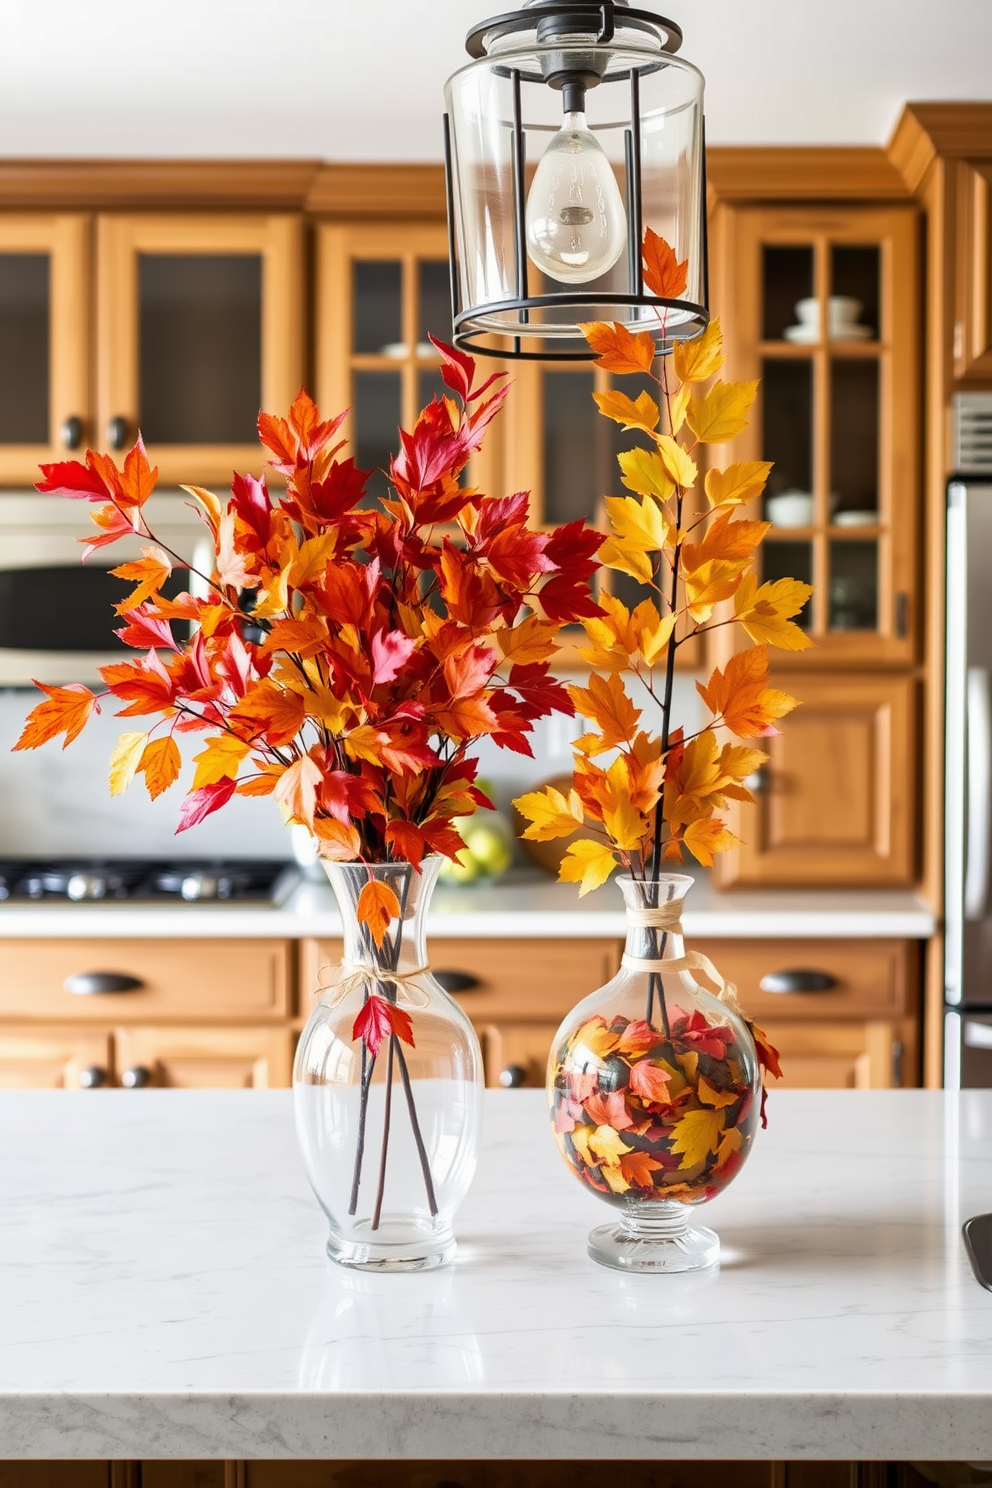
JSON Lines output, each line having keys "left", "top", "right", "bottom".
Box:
{"left": 618, "top": 875, "right": 692, "bottom": 963}
{"left": 322, "top": 859, "right": 439, "bottom": 974}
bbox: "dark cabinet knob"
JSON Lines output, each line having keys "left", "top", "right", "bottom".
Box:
{"left": 78, "top": 1066, "right": 107, "bottom": 1089}
{"left": 434, "top": 970, "right": 483, "bottom": 994}
{"left": 60, "top": 415, "right": 84, "bottom": 450}
{"left": 759, "top": 969, "right": 838, "bottom": 995}
{"left": 499, "top": 1063, "right": 527, "bottom": 1088}
{"left": 106, "top": 416, "right": 129, "bottom": 451}
{"left": 121, "top": 1065, "right": 152, "bottom": 1089}
{"left": 63, "top": 971, "right": 145, "bottom": 996}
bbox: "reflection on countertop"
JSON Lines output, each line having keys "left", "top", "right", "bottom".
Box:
{"left": 0, "top": 865, "right": 936, "bottom": 939}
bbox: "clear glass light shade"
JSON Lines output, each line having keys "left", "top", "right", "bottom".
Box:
{"left": 444, "top": 40, "right": 706, "bottom": 358}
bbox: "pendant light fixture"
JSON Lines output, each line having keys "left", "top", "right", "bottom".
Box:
{"left": 443, "top": 0, "right": 708, "bottom": 360}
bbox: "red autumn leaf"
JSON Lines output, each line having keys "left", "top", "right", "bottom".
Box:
{"left": 583, "top": 1088, "right": 635, "bottom": 1130}
{"left": 615, "top": 1020, "right": 659, "bottom": 1058}
{"left": 370, "top": 629, "right": 417, "bottom": 686}
{"left": 674, "top": 1010, "right": 735, "bottom": 1059}
{"left": 36, "top": 457, "right": 116, "bottom": 502}
{"left": 115, "top": 607, "right": 177, "bottom": 651}
{"left": 751, "top": 1021, "right": 783, "bottom": 1081}
{"left": 628, "top": 1059, "right": 674, "bottom": 1105}
{"left": 176, "top": 776, "right": 237, "bottom": 833}
{"left": 13, "top": 683, "right": 97, "bottom": 751}
{"left": 641, "top": 227, "right": 689, "bottom": 300}
{"left": 384, "top": 820, "right": 428, "bottom": 869}
{"left": 352, "top": 993, "right": 416, "bottom": 1057}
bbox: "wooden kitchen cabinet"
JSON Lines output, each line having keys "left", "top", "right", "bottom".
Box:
{"left": 0, "top": 1026, "right": 112, "bottom": 1090}
{"left": 481, "top": 1020, "right": 560, "bottom": 1089}
{"left": 0, "top": 213, "right": 90, "bottom": 484}
{"left": 114, "top": 1026, "right": 292, "bottom": 1089}
{"left": 96, "top": 213, "right": 303, "bottom": 483}
{"left": 953, "top": 158, "right": 992, "bottom": 381}
{"left": 712, "top": 202, "right": 920, "bottom": 668}
{"left": 714, "top": 671, "right": 918, "bottom": 888}
{"left": 759, "top": 1018, "right": 915, "bottom": 1089}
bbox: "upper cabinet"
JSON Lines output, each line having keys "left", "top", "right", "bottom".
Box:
{"left": 0, "top": 215, "right": 90, "bottom": 484}
{"left": 96, "top": 214, "right": 303, "bottom": 484}
{"left": 714, "top": 203, "right": 920, "bottom": 667}
{"left": 953, "top": 159, "right": 992, "bottom": 382}
{"left": 0, "top": 210, "right": 304, "bottom": 487}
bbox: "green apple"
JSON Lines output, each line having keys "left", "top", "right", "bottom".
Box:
{"left": 464, "top": 823, "right": 512, "bottom": 876}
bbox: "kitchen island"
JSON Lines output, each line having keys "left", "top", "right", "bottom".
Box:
{"left": 0, "top": 1088, "right": 988, "bottom": 1465}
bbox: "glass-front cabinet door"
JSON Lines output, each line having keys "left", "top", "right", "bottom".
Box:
{"left": 96, "top": 214, "right": 303, "bottom": 484}
{"left": 315, "top": 224, "right": 500, "bottom": 502}
{"left": 716, "top": 205, "right": 920, "bottom": 666}
{"left": 0, "top": 214, "right": 90, "bottom": 484}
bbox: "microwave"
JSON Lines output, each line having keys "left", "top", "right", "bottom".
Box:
{"left": 0, "top": 492, "right": 211, "bottom": 686}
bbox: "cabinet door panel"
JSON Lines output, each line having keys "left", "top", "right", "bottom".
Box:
{"left": 714, "top": 672, "right": 916, "bottom": 886}
{"left": 759, "top": 1019, "right": 913, "bottom": 1090}
{"left": 481, "top": 1022, "right": 559, "bottom": 1090}
{"left": 0, "top": 1027, "right": 111, "bottom": 1090}
{"left": 0, "top": 214, "right": 90, "bottom": 483}
{"left": 954, "top": 159, "right": 992, "bottom": 381}
{"left": 97, "top": 213, "right": 302, "bottom": 483}
{"left": 693, "top": 939, "right": 915, "bottom": 1022}
{"left": 115, "top": 1026, "right": 292, "bottom": 1089}
{"left": 0, "top": 939, "right": 292, "bottom": 1021}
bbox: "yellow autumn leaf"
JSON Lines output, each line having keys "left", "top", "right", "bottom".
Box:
{"left": 572, "top": 1016, "right": 620, "bottom": 1060}
{"left": 715, "top": 1125, "right": 743, "bottom": 1168}
{"left": 593, "top": 388, "right": 659, "bottom": 435}
{"left": 669, "top": 1105, "right": 726, "bottom": 1169}
{"left": 683, "top": 558, "right": 747, "bottom": 623}
{"left": 632, "top": 600, "right": 675, "bottom": 667}
{"left": 288, "top": 532, "right": 340, "bottom": 587}
{"left": 558, "top": 838, "right": 618, "bottom": 896}
{"left": 598, "top": 535, "right": 654, "bottom": 585}
{"left": 684, "top": 816, "right": 741, "bottom": 866}
{"left": 617, "top": 447, "right": 674, "bottom": 503}
{"left": 697, "top": 1075, "right": 739, "bottom": 1109}
{"left": 655, "top": 434, "right": 698, "bottom": 490}
{"left": 735, "top": 572, "right": 814, "bottom": 650}
{"left": 673, "top": 317, "right": 726, "bottom": 384}
{"left": 180, "top": 483, "right": 223, "bottom": 539}
{"left": 109, "top": 545, "right": 172, "bottom": 611}
{"left": 687, "top": 379, "right": 759, "bottom": 444}
{"left": 704, "top": 460, "right": 774, "bottom": 509}
{"left": 108, "top": 731, "right": 148, "bottom": 797}
{"left": 495, "top": 616, "right": 561, "bottom": 666}
{"left": 588, "top": 1124, "right": 632, "bottom": 1169}
{"left": 513, "top": 784, "right": 585, "bottom": 841}
{"left": 191, "top": 734, "right": 250, "bottom": 790}
{"left": 602, "top": 1163, "right": 632, "bottom": 1194}
{"left": 604, "top": 494, "right": 672, "bottom": 554}
{"left": 668, "top": 382, "right": 691, "bottom": 435}
{"left": 602, "top": 797, "right": 649, "bottom": 854}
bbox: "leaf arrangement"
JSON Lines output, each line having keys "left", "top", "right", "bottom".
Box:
{"left": 14, "top": 338, "right": 602, "bottom": 940}
{"left": 514, "top": 230, "right": 814, "bottom": 894}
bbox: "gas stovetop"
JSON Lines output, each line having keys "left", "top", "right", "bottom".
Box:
{"left": 0, "top": 858, "right": 299, "bottom": 904}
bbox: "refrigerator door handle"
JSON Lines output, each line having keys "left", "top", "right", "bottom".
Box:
{"left": 965, "top": 665, "right": 992, "bottom": 919}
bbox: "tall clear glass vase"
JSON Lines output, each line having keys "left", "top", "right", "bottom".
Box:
{"left": 294, "top": 857, "right": 483, "bottom": 1271}
{"left": 548, "top": 874, "right": 761, "bottom": 1274}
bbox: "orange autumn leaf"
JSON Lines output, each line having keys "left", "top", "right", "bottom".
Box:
{"left": 578, "top": 320, "right": 656, "bottom": 374}
{"left": 686, "top": 380, "right": 759, "bottom": 444}
{"left": 136, "top": 735, "right": 182, "bottom": 800}
{"left": 13, "top": 683, "right": 97, "bottom": 751}
{"left": 734, "top": 572, "right": 814, "bottom": 651}
{"left": 618, "top": 1149, "right": 665, "bottom": 1189}
{"left": 274, "top": 753, "right": 323, "bottom": 828}
{"left": 567, "top": 671, "right": 641, "bottom": 753}
{"left": 683, "top": 816, "right": 740, "bottom": 866}
{"left": 229, "top": 681, "right": 308, "bottom": 747}
{"left": 593, "top": 388, "right": 660, "bottom": 436}
{"left": 751, "top": 1021, "right": 783, "bottom": 1081}
{"left": 696, "top": 644, "right": 800, "bottom": 738}
{"left": 312, "top": 817, "right": 363, "bottom": 861}
{"left": 641, "top": 227, "right": 688, "bottom": 300}
{"left": 109, "top": 546, "right": 172, "bottom": 611}
{"left": 615, "top": 1019, "right": 660, "bottom": 1058}
{"left": 681, "top": 510, "right": 770, "bottom": 572}
{"left": 628, "top": 1059, "right": 673, "bottom": 1104}
{"left": 357, "top": 878, "right": 401, "bottom": 947}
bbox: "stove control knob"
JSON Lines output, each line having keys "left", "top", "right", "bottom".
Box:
{"left": 121, "top": 1065, "right": 152, "bottom": 1089}
{"left": 67, "top": 873, "right": 107, "bottom": 901}
{"left": 499, "top": 1063, "right": 528, "bottom": 1089}
{"left": 181, "top": 873, "right": 217, "bottom": 901}
{"left": 78, "top": 1066, "right": 107, "bottom": 1089}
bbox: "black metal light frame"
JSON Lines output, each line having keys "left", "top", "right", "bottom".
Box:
{"left": 443, "top": 0, "right": 709, "bottom": 361}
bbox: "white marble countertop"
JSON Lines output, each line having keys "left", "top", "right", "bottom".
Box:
{"left": 0, "top": 1087, "right": 989, "bottom": 1461}
{"left": 0, "top": 869, "right": 937, "bottom": 939}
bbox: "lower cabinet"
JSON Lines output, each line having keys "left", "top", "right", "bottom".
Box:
{"left": 0, "top": 1024, "right": 291, "bottom": 1089}
{"left": 0, "top": 1027, "right": 113, "bottom": 1089}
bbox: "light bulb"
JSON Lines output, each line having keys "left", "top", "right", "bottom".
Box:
{"left": 525, "top": 111, "right": 626, "bottom": 285}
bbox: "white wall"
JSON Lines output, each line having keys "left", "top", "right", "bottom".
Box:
{"left": 0, "top": 0, "right": 990, "bottom": 160}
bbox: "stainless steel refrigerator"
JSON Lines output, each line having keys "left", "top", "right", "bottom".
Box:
{"left": 945, "top": 395, "right": 992, "bottom": 1085}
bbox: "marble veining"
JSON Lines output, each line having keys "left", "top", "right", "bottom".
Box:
{"left": 0, "top": 1089, "right": 988, "bottom": 1459}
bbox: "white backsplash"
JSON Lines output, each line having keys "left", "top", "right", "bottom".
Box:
{"left": 0, "top": 673, "right": 703, "bottom": 859}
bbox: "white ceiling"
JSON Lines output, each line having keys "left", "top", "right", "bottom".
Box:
{"left": 0, "top": 0, "right": 990, "bottom": 160}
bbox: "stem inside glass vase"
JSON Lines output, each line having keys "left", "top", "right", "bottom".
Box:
{"left": 617, "top": 873, "right": 693, "bottom": 1036}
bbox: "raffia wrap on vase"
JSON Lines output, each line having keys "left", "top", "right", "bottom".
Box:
{"left": 316, "top": 962, "right": 432, "bottom": 1012}
{"left": 620, "top": 901, "right": 744, "bottom": 1016}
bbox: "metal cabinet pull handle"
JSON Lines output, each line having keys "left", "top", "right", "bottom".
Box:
{"left": 499, "top": 1063, "right": 527, "bottom": 1088}
{"left": 106, "top": 415, "right": 129, "bottom": 451}
{"left": 759, "top": 969, "right": 838, "bottom": 994}
{"left": 121, "top": 1065, "right": 153, "bottom": 1089}
{"left": 63, "top": 971, "right": 145, "bottom": 996}
{"left": 78, "top": 1066, "right": 108, "bottom": 1089}
{"left": 60, "top": 415, "right": 83, "bottom": 450}
{"left": 434, "top": 970, "right": 483, "bottom": 994}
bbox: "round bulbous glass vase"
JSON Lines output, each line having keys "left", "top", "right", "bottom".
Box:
{"left": 293, "top": 857, "right": 484, "bottom": 1272}
{"left": 548, "top": 874, "right": 760, "bottom": 1274}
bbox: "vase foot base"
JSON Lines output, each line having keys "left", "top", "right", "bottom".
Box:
{"left": 588, "top": 1220, "right": 719, "bottom": 1274}
{"left": 327, "top": 1221, "right": 457, "bottom": 1272}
